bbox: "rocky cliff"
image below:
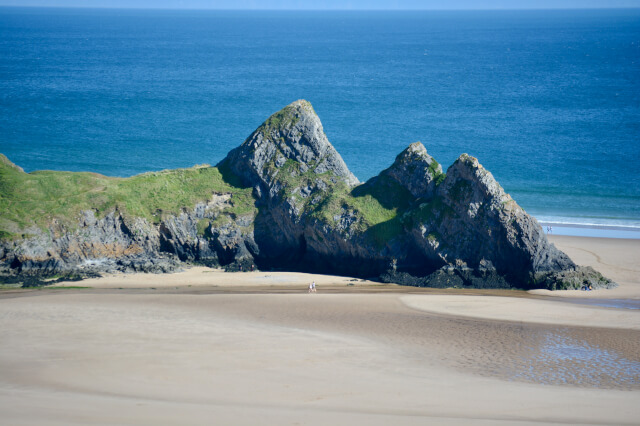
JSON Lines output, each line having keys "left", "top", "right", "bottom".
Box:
{"left": 0, "top": 100, "right": 615, "bottom": 290}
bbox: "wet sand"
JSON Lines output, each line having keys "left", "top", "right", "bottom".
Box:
{"left": 1, "top": 235, "right": 639, "bottom": 425}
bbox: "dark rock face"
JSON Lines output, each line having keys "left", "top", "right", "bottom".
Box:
{"left": 381, "top": 142, "right": 443, "bottom": 199}
{"left": 0, "top": 100, "right": 616, "bottom": 290}
{"left": 381, "top": 264, "right": 511, "bottom": 289}
{"left": 1, "top": 209, "right": 178, "bottom": 276}
{"left": 218, "top": 99, "right": 364, "bottom": 269}
{"left": 0, "top": 197, "right": 257, "bottom": 278}
{"left": 406, "top": 153, "right": 579, "bottom": 288}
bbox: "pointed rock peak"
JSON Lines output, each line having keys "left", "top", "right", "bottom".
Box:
{"left": 219, "top": 100, "right": 358, "bottom": 194}
{"left": 454, "top": 153, "right": 478, "bottom": 167}
{"left": 434, "top": 153, "right": 577, "bottom": 283}
{"left": 259, "top": 99, "right": 316, "bottom": 135}
{"left": 445, "top": 153, "right": 488, "bottom": 180}
{"left": 397, "top": 142, "right": 431, "bottom": 162}
{"left": 381, "top": 142, "right": 444, "bottom": 199}
{"left": 439, "top": 153, "right": 512, "bottom": 208}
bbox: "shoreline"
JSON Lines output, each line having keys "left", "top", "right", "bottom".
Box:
{"left": 538, "top": 221, "right": 640, "bottom": 239}
{"left": 4, "top": 233, "right": 638, "bottom": 326}
{"left": 38, "top": 234, "right": 639, "bottom": 297}
{"left": 14, "top": 234, "right": 631, "bottom": 326}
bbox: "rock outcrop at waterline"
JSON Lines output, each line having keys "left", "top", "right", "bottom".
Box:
{"left": 0, "top": 100, "right": 615, "bottom": 290}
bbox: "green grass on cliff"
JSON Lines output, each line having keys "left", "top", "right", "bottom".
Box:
{"left": 275, "top": 156, "right": 412, "bottom": 234}
{"left": 346, "top": 176, "right": 413, "bottom": 245}
{"left": 0, "top": 154, "right": 256, "bottom": 238}
{"left": 348, "top": 175, "right": 413, "bottom": 226}
{"left": 304, "top": 173, "right": 414, "bottom": 246}
{"left": 428, "top": 159, "right": 446, "bottom": 186}
{"left": 245, "top": 99, "right": 413, "bottom": 246}
{"left": 262, "top": 105, "right": 301, "bottom": 133}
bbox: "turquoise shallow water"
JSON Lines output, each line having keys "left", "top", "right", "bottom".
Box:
{"left": 1, "top": 8, "right": 639, "bottom": 230}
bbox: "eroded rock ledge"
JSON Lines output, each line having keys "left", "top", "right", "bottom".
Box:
{"left": 0, "top": 100, "right": 616, "bottom": 290}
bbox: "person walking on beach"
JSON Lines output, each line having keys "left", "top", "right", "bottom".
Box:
{"left": 308, "top": 281, "right": 316, "bottom": 293}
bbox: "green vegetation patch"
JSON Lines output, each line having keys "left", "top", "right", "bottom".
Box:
{"left": 0, "top": 154, "right": 256, "bottom": 238}
{"left": 307, "top": 173, "right": 416, "bottom": 246}
{"left": 364, "top": 216, "right": 404, "bottom": 248}
{"left": 428, "top": 159, "right": 446, "bottom": 186}
{"left": 196, "top": 218, "right": 212, "bottom": 238}
{"left": 263, "top": 106, "right": 300, "bottom": 132}
{"left": 426, "top": 231, "right": 440, "bottom": 242}
{"left": 271, "top": 158, "right": 346, "bottom": 217}
{"left": 306, "top": 180, "right": 350, "bottom": 222}
{"left": 405, "top": 196, "right": 457, "bottom": 228}
{"left": 348, "top": 175, "right": 413, "bottom": 226}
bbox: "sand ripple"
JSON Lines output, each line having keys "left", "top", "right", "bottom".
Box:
{"left": 509, "top": 331, "right": 640, "bottom": 388}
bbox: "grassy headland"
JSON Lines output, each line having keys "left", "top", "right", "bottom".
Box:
{"left": 0, "top": 151, "right": 419, "bottom": 249}
{"left": 0, "top": 154, "right": 256, "bottom": 239}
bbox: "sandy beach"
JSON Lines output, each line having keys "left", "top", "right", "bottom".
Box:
{"left": 532, "top": 235, "right": 640, "bottom": 299}
{"left": 1, "top": 235, "right": 639, "bottom": 425}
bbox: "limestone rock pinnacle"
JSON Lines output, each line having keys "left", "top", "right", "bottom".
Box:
{"left": 218, "top": 100, "right": 358, "bottom": 199}
{"left": 382, "top": 142, "right": 443, "bottom": 199}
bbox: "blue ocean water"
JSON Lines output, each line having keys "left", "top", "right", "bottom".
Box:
{"left": 1, "top": 7, "right": 639, "bottom": 231}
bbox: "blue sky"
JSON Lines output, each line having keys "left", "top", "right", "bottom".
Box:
{"left": 1, "top": 0, "right": 639, "bottom": 9}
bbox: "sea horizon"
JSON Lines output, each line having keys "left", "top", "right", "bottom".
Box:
{"left": 3, "top": 5, "right": 640, "bottom": 10}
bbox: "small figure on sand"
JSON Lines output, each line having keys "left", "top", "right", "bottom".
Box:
{"left": 308, "top": 281, "right": 316, "bottom": 293}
